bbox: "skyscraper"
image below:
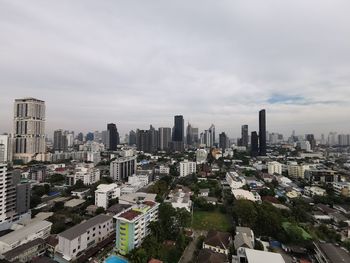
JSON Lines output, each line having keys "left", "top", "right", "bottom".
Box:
{"left": 53, "top": 129, "right": 68, "bottom": 153}
{"left": 107, "top": 123, "right": 120, "bottom": 151}
{"left": 13, "top": 98, "right": 46, "bottom": 163}
{"left": 251, "top": 131, "right": 259, "bottom": 157}
{"left": 306, "top": 134, "right": 316, "bottom": 150}
{"left": 186, "top": 123, "right": 193, "bottom": 146}
{"left": 128, "top": 130, "right": 137, "bottom": 146}
{"left": 209, "top": 124, "right": 215, "bottom": 147}
{"left": 159, "top": 127, "right": 171, "bottom": 151}
{"left": 148, "top": 125, "right": 159, "bottom": 152}
{"left": 136, "top": 129, "right": 150, "bottom": 152}
{"left": 219, "top": 132, "right": 229, "bottom": 150}
{"left": 259, "top": 109, "right": 266, "bottom": 156}
{"left": 241, "top": 125, "right": 249, "bottom": 147}
{"left": 172, "top": 115, "right": 184, "bottom": 151}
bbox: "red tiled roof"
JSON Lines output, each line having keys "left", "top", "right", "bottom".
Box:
{"left": 143, "top": 201, "right": 156, "bottom": 207}
{"left": 119, "top": 210, "right": 142, "bottom": 220}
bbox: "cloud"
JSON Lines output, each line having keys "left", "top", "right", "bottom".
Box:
{"left": 0, "top": 0, "right": 350, "bottom": 138}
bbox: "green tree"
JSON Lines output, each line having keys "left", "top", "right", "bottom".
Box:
{"left": 96, "top": 207, "right": 105, "bottom": 215}
{"left": 232, "top": 200, "right": 257, "bottom": 228}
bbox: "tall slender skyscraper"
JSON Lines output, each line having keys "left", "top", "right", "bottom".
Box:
{"left": 241, "top": 125, "right": 249, "bottom": 147}
{"left": 107, "top": 123, "right": 120, "bottom": 151}
{"left": 219, "top": 132, "right": 229, "bottom": 150}
{"left": 259, "top": 109, "right": 266, "bottom": 156}
{"left": 251, "top": 131, "right": 259, "bottom": 157}
{"left": 13, "top": 98, "right": 46, "bottom": 163}
{"left": 159, "top": 127, "right": 171, "bottom": 151}
{"left": 172, "top": 115, "right": 184, "bottom": 151}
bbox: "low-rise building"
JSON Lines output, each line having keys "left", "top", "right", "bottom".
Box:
{"left": 226, "top": 171, "right": 246, "bottom": 189}
{"left": 203, "top": 230, "right": 232, "bottom": 255}
{"left": 56, "top": 214, "right": 114, "bottom": 262}
{"left": 114, "top": 201, "right": 159, "bottom": 255}
{"left": 287, "top": 164, "right": 309, "bottom": 178}
{"left": 71, "top": 188, "right": 90, "bottom": 199}
{"left": 199, "top": 189, "right": 210, "bottom": 197}
{"left": 1, "top": 238, "right": 46, "bottom": 262}
{"left": 304, "top": 186, "right": 327, "bottom": 197}
{"left": 166, "top": 186, "right": 192, "bottom": 212}
{"left": 0, "top": 220, "right": 52, "bottom": 254}
{"left": 119, "top": 192, "right": 157, "bottom": 205}
{"left": 234, "top": 227, "right": 254, "bottom": 251}
{"left": 305, "top": 169, "right": 339, "bottom": 184}
{"left": 95, "top": 183, "right": 121, "bottom": 209}
{"left": 233, "top": 248, "right": 285, "bottom": 263}
{"left": 314, "top": 241, "right": 350, "bottom": 263}
{"left": 333, "top": 182, "right": 350, "bottom": 197}
{"left": 232, "top": 189, "right": 261, "bottom": 203}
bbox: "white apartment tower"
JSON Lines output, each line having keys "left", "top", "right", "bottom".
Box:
{"left": 179, "top": 160, "right": 196, "bottom": 177}
{"left": 95, "top": 183, "right": 121, "bottom": 209}
{"left": 13, "top": 98, "right": 46, "bottom": 163}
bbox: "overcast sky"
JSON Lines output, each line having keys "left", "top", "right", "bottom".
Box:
{"left": 1, "top": 0, "right": 350, "bottom": 138}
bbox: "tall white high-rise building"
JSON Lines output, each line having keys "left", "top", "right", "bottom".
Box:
{"left": 0, "top": 135, "right": 11, "bottom": 163}
{"left": 0, "top": 163, "right": 7, "bottom": 226}
{"left": 13, "top": 98, "right": 46, "bottom": 163}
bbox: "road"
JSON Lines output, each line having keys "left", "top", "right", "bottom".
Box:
{"left": 179, "top": 230, "right": 207, "bottom": 263}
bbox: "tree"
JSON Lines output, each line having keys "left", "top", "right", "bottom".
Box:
{"left": 232, "top": 200, "right": 258, "bottom": 228}
{"left": 176, "top": 208, "right": 191, "bottom": 227}
{"left": 96, "top": 207, "right": 105, "bottom": 215}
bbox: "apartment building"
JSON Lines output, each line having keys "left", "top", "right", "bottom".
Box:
{"left": 95, "top": 183, "right": 121, "bottom": 209}
{"left": 179, "top": 160, "right": 196, "bottom": 177}
{"left": 114, "top": 201, "right": 159, "bottom": 255}
{"left": 110, "top": 156, "right": 137, "bottom": 181}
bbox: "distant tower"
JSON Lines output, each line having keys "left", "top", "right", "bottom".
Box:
{"left": 219, "top": 132, "right": 229, "bottom": 151}
{"left": 172, "top": 115, "right": 184, "bottom": 151}
{"left": 241, "top": 125, "right": 249, "bottom": 147}
{"left": 259, "top": 109, "right": 266, "bottom": 156}
{"left": 159, "top": 127, "right": 171, "bottom": 151}
{"left": 107, "top": 123, "right": 120, "bottom": 151}
{"left": 13, "top": 98, "right": 46, "bottom": 163}
{"left": 251, "top": 131, "right": 259, "bottom": 157}
{"left": 53, "top": 129, "right": 68, "bottom": 152}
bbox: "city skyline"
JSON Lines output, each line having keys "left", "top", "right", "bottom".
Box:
{"left": 1, "top": 1, "right": 350, "bottom": 137}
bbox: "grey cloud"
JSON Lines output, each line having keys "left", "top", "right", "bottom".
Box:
{"left": 1, "top": 0, "right": 350, "bottom": 137}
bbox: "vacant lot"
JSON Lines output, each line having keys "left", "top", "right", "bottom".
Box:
{"left": 192, "top": 210, "right": 231, "bottom": 232}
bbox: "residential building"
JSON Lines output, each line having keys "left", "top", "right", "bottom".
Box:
{"left": 314, "top": 241, "right": 350, "bottom": 263}
{"left": 13, "top": 98, "right": 46, "bottom": 163}
{"left": 128, "top": 130, "right": 137, "bottom": 146}
{"left": 287, "top": 163, "right": 309, "bottom": 178}
{"left": 114, "top": 201, "right": 159, "bottom": 255}
{"left": 333, "top": 182, "right": 350, "bottom": 197}
{"left": 119, "top": 192, "right": 157, "bottom": 205}
{"left": 0, "top": 220, "right": 52, "bottom": 254}
{"left": 233, "top": 248, "right": 285, "bottom": 263}
{"left": 0, "top": 134, "right": 11, "bottom": 163}
{"left": 267, "top": 161, "right": 282, "bottom": 175}
{"left": 226, "top": 171, "right": 246, "bottom": 189}
{"left": 179, "top": 160, "right": 196, "bottom": 177}
{"left": 305, "top": 170, "right": 339, "bottom": 184}
{"left": 56, "top": 214, "right": 113, "bottom": 261}
{"left": 203, "top": 230, "right": 232, "bottom": 255}
{"left": 232, "top": 189, "right": 261, "bottom": 203}
{"left": 110, "top": 156, "right": 137, "bottom": 181}
{"left": 306, "top": 134, "right": 316, "bottom": 150}
{"left": 259, "top": 109, "right": 266, "bottom": 156}
{"left": 73, "top": 163, "right": 100, "bottom": 185}
{"left": 304, "top": 186, "right": 327, "bottom": 197}
{"left": 166, "top": 186, "right": 192, "bottom": 212}
{"left": 1, "top": 238, "right": 46, "bottom": 262}
{"left": 234, "top": 227, "right": 254, "bottom": 251}
{"left": 297, "top": 141, "right": 311, "bottom": 152}
{"left": 95, "top": 183, "right": 121, "bottom": 209}
{"left": 71, "top": 188, "right": 90, "bottom": 199}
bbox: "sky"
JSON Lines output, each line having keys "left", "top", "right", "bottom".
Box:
{"left": 1, "top": 0, "right": 350, "bottom": 138}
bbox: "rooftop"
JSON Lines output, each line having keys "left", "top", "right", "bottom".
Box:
{"left": 315, "top": 242, "right": 350, "bottom": 263}
{"left": 244, "top": 248, "right": 285, "bottom": 263}
{"left": 58, "top": 214, "right": 112, "bottom": 241}
{"left": 119, "top": 209, "right": 142, "bottom": 221}
{"left": 0, "top": 220, "right": 52, "bottom": 245}
{"left": 64, "top": 198, "right": 86, "bottom": 208}
{"left": 3, "top": 238, "right": 45, "bottom": 259}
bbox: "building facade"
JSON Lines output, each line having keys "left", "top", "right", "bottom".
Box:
{"left": 110, "top": 156, "right": 137, "bottom": 181}
{"left": 13, "top": 98, "right": 46, "bottom": 163}
{"left": 95, "top": 183, "right": 121, "bottom": 209}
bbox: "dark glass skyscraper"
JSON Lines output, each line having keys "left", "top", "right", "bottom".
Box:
{"left": 259, "top": 109, "right": 266, "bottom": 156}
{"left": 173, "top": 115, "right": 184, "bottom": 141}
{"left": 251, "top": 131, "right": 259, "bottom": 157}
{"left": 107, "top": 123, "right": 120, "bottom": 151}
{"left": 241, "top": 125, "right": 249, "bottom": 147}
